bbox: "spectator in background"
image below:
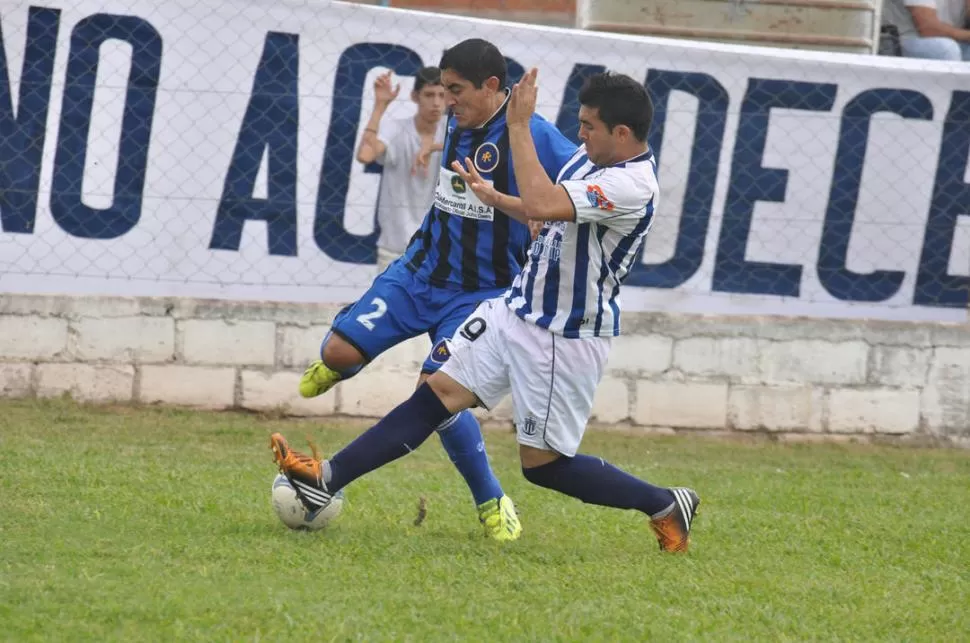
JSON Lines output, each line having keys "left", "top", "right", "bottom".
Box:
{"left": 356, "top": 67, "right": 447, "bottom": 271}
{"left": 882, "top": 0, "right": 970, "bottom": 61}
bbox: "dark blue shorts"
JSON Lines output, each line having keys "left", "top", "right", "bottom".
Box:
{"left": 330, "top": 261, "right": 506, "bottom": 373}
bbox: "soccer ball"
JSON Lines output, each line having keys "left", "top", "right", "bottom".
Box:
{"left": 271, "top": 473, "right": 344, "bottom": 531}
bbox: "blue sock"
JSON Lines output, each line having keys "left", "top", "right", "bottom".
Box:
{"left": 327, "top": 383, "right": 451, "bottom": 492}
{"left": 522, "top": 454, "right": 675, "bottom": 517}
{"left": 436, "top": 411, "right": 504, "bottom": 506}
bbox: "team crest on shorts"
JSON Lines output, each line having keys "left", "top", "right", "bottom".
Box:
{"left": 430, "top": 339, "right": 452, "bottom": 364}
{"left": 473, "top": 142, "right": 500, "bottom": 173}
{"left": 521, "top": 415, "right": 538, "bottom": 436}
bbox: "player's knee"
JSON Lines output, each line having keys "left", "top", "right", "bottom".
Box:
{"left": 519, "top": 444, "right": 561, "bottom": 471}
{"left": 521, "top": 450, "right": 564, "bottom": 488}
{"left": 425, "top": 371, "right": 476, "bottom": 414}
{"left": 321, "top": 333, "right": 364, "bottom": 371}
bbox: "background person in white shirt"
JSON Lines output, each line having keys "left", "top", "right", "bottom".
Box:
{"left": 882, "top": 0, "right": 970, "bottom": 60}
{"left": 355, "top": 67, "right": 447, "bottom": 271}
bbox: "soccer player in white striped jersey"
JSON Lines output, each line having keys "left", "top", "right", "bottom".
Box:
{"left": 270, "top": 69, "right": 699, "bottom": 552}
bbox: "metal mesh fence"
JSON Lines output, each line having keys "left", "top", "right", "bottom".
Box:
{"left": 0, "top": 0, "right": 967, "bottom": 321}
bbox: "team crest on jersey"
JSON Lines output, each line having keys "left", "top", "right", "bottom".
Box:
{"left": 473, "top": 142, "right": 500, "bottom": 173}
{"left": 430, "top": 340, "right": 452, "bottom": 364}
{"left": 585, "top": 184, "right": 614, "bottom": 211}
{"left": 450, "top": 174, "right": 466, "bottom": 194}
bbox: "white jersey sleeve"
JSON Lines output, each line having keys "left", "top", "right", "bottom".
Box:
{"left": 559, "top": 166, "right": 654, "bottom": 232}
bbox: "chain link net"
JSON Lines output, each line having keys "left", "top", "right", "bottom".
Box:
{"left": 0, "top": 0, "right": 966, "bottom": 321}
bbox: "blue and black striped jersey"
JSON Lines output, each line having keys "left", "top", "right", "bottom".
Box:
{"left": 402, "top": 93, "right": 577, "bottom": 291}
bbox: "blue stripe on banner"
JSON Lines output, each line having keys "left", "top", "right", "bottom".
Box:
{"left": 563, "top": 223, "right": 591, "bottom": 336}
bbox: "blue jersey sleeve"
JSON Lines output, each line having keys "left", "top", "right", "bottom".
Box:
{"left": 531, "top": 115, "right": 578, "bottom": 180}
{"left": 507, "top": 115, "right": 577, "bottom": 196}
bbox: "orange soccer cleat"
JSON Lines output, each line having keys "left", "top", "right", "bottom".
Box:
{"left": 649, "top": 488, "right": 700, "bottom": 553}
{"left": 269, "top": 432, "right": 333, "bottom": 511}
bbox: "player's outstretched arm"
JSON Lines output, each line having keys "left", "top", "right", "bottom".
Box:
{"left": 450, "top": 158, "right": 530, "bottom": 225}
{"left": 356, "top": 70, "right": 399, "bottom": 164}
{"left": 506, "top": 68, "right": 575, "bottom": 222}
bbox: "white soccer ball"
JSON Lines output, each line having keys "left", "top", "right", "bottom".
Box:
{"left": 271, "top": 473, "right": 344, "bottom": 531}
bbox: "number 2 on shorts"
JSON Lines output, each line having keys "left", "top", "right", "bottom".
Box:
{"left": 356, "top": 297, "right": 387, "bottom": 331}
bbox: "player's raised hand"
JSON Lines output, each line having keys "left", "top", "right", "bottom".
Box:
{"left": 451, "top": 157, "right": 501, "bottom": 207}
{"left": 508, "top": 67, "right": 538, "bottom": 126}
{"left": 373, "top": 70, "right": 400, "bottom": 105}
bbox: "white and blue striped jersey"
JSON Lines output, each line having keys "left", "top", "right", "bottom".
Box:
{"left": 505, "top": 145, "right": 659, "bottom": 338}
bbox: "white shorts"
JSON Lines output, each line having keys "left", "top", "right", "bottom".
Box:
{"left": 439, "top": 298, "right": 610, "bottom": 457}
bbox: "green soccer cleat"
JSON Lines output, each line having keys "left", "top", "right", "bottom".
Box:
{"left": 478, "top": 495, "right": 522, "bottom": 542}
{"left": 298, "top": 360, "right": 342, "bottom": 398}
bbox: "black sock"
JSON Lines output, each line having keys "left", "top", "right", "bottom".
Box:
{"left": 522, "top": 454, "right": 675, "bottom": 516}
{"left": 327, "top": 383, "right": 452, "bottom": 491}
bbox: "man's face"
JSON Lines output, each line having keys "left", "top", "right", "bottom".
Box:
{"left": 413, "top": 84, "right": 445, "bottom": 122}
{"left": 577, "top": 105, "right": 616, "bottom": 166}
{"left": 441, "top": 69, "right": 496, "bottom": 128}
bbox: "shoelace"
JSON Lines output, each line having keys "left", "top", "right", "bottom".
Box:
{"left": 304, "top": 435, "right": 321, "bottom": 461}
{"left": 286, "top": 436, "right": 323, "bottom": 483}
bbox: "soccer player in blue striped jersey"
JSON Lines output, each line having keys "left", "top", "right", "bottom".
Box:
{"left": 272, "top": 69, "right": 700, "bottom": 552}
{"left": 293, "top": 39, "right": 577, "bottom": 541}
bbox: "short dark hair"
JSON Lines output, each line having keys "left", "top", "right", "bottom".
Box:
{"left": 439, "top": 39, "right": 506, "bottom": 89}
{"left": 414, "top": 66, "right": 441, "bottom": 93}
{"left": 579, "top": 72, "right": 653, "bottom": 142}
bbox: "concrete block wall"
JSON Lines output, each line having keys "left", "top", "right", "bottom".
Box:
{"left": 0, "top": 294, "right": 967, "bottom": 445}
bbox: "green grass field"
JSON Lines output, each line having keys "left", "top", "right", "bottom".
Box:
{"left": 1, "top": 398, "right": 968, "bottom": 641}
